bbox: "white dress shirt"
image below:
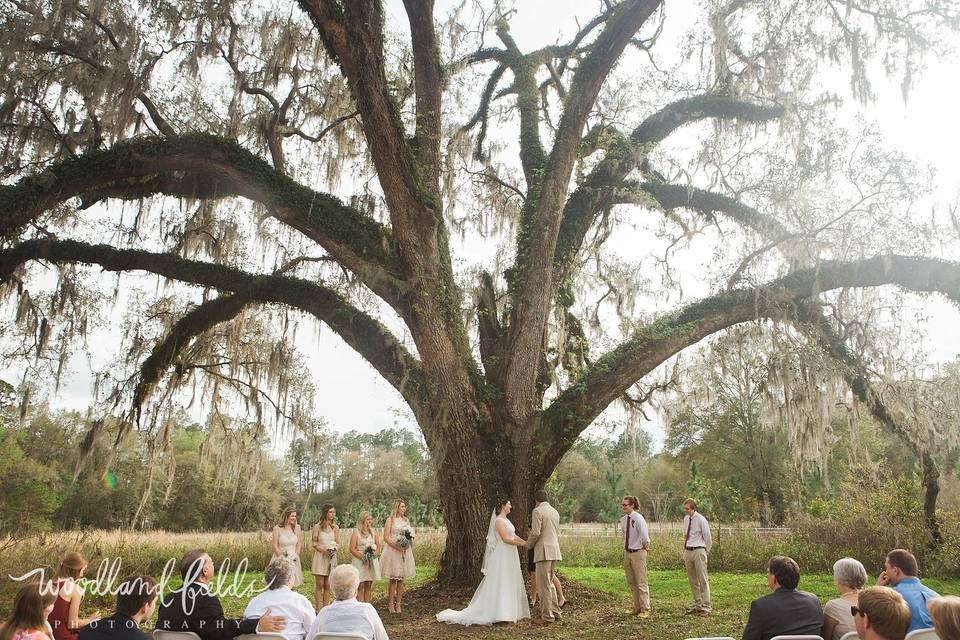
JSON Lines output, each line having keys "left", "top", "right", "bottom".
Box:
{"left": 682, "top": 511, "right": 712, "bottom": 550}
{"left": 619, "top": 511, "right": 649, "bottom": 551}
{"left": 307, "top": 598, "right": 389, "bottom": 640}
{"left": 243, "top": 586, "right": 316, "bottom": 640}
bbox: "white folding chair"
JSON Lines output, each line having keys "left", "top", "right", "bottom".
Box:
{"left": 770, "top": 636, "right": 824, "bottom": 640}
{"left": 152, "top": 632, "right": 202, "bottom": 640}
{"left": 905, "top": 629, "right": 940, "bottom": 640}
{"left": 839, "top": 632, "right": 861, "bottom": 640}
{"left": 308, "top": 634, "right": 367, "bottom": 640}
{"left": 236, "top": 635, "right": 289, "bottom": 640}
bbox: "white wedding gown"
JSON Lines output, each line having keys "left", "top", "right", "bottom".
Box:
{"left": 436, "top": 516, "right": 530, "bottom": 625}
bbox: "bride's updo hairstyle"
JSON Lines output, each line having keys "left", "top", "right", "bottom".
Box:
{"left": 494, "top": 499, "right": 510, "bottom": 515}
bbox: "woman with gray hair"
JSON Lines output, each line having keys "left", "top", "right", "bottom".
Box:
{"left": 822, "top": 557, "right": 869, "bottom": 640}
{"left": 243, "top": 558, "right": 315, "bottom": 640}
{"left": 306, "top": 565, "right": 388, "bottom": 640}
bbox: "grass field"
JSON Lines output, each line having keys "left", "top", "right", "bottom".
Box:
{"left": 4, "top": 528, "right": 959, "bottom": 638}
{"left": 96, "top": 566, "right": 960, "bottom": 640}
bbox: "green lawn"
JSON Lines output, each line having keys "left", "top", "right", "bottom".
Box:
{"left": 126, "top": 566, "right": 960, "bottom": 640}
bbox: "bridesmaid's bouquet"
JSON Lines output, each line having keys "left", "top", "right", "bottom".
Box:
{"left": 395, "top": 525, "right": 415, "bottom": 550}
{"left": 326, "top": 542, "right": 339, "bottom": 559}
{"left": 362, "top": 543, "right": 376, "bottom": 566}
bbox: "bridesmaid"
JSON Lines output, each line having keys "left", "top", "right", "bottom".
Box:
{"left": 271, "top": 507, "right": 303, "bottom": 587}
{"left": 310, "top": 504, "right": 340, "bottom": 611}
{"left": 349, "top": 511, "right": 382, "bottom": 603}
{"left": 380, "top": 499, "right": 416, "bottom": 614}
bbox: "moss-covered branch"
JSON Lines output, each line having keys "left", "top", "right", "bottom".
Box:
{"left": 632, "top": 95, "right": 784, "bottom": 146}
{"left": 0, "top": 133, "right": 405, "bottom": 306}
{"left": 639, "top": 180, "right": 790, "bottom": 238}
{"left": 555, "top": 96, "right": 784, "bottom": 277}
{"left": 131, "top": 293, "right": 251, "bottom": 420}
{"left": 502, "top": 0, "right": 663, "bottom": 426}
{"left": 0, "top": 238, "right": 427, "bottom": 411}
{"left": 403, "top": 0, "right": 443, "bottom": 187}
{"left": 792, "top": 301, "right": 942, "bottom": 542}
{"left": 538, "top": 254, "right": 960, "bottom": 469}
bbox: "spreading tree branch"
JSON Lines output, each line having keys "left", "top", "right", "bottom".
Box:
{"left": 131, "top": 294, "right": 251, "bottom": 421}
{"left": 555, "top": 96, "right": 784, "bottom": 277}
{"left": 538, "top": 254, "right": 960, "bottom": 469}
{"left": 503, "top": 0, "right": 664, "bottom": 425}
{"left": 403, "top": 0, "right": 443, "bottom": 187}
{"left": 0, "top": 133, "right": 406, "bottom": 308}
{"left": 0, "top": 238, "right": 427, "bottom": 411}
{"left": 792, "top": 301, "right": 943, "bottom": 541}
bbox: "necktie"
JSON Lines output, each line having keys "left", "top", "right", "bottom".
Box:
{"left": 685, "top": 515, "right": 692, "bottom": 547}
{"left": 624, "top": 515, "right": 630, "bottom": 551}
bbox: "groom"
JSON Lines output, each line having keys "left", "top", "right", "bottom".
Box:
{"left": 525, "top": 489, "right": 562, "bottom": 625}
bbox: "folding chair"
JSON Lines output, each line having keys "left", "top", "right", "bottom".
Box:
{"left": 904, "top": 629, "right": 940, "bottom": 640}
{"left": 152, "top": 632, "right": 202, "bottom": 640}
{"left": 839, "top": 632, "right": 861, "bottom": 640}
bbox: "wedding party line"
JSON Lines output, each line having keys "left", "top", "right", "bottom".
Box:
{"left": 3, "top": 493, "right": 960, "bottom": 640}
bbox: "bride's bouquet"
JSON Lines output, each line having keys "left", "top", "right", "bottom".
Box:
{"left": 362, "top": 543, "right": 377, "bottom": 566}
{"left": 326, "top": 542, "right": 339, "bottom": 559}
{"left": 395, "top": 525, "right": 415, "bottom": 550}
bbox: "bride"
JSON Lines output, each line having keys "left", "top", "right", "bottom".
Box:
{"left": 436, "top": 499, "right": 531, "bottom": 625}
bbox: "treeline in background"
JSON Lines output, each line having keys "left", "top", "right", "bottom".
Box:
{"left": 3, "top": 377, "right": 960, "bottom": 549}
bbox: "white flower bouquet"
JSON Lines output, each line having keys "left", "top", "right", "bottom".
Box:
{"left": 395, "top": 525, "right": 415, "bottom": 550}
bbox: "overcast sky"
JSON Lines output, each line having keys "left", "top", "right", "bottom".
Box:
{"left": 3, "top": 1, "right": 959, "bottom": 451}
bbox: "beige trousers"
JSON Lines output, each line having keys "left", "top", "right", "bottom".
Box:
{"left": 623, "top": 549, "right": 650, "bottom": 612}
{"left": 682, "top": 547, "right": 711, "bottom": 611}
{"left": 535, "top": 560, "right": 561, "bottom": 621}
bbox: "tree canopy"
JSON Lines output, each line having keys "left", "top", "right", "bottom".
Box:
{"left": 2, "top": 0, "right": 960, "bottom": 582}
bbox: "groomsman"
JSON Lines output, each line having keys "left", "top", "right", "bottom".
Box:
{"left": 682, "top": 498, "right": 712, "bottom": 615}
{"left": 619, "top": 495, "right": 650, "bottom": 618}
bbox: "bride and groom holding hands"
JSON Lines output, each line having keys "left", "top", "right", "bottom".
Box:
{"left": 436, "top": 489, "right": 562, "bottom": 626}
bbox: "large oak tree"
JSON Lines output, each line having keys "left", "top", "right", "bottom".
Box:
{"left": 2, "top": 0, "right": 959, "bottom": 583}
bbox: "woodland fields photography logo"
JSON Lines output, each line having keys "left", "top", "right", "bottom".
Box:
{"left": 9, "top": 556, "right": 268, "bottom": 613}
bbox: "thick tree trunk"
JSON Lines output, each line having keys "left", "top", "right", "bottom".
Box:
{"left": 432, "top": 412, "right": 550, "bottom": 585}
{"left": 920, "top": 452, "right": 943, "bottom": 545}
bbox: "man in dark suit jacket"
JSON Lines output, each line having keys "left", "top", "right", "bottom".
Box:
{"left": 156, "top": 549, "right": 286, "bottom": 640}
{"left": 742, "top": 555, "right": 823, "bottom": 640}
{"left": 78, "top": 576, "right": 157, "bottom": 640}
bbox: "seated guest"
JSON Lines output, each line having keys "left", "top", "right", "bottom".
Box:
{"left": 0, "top": 582, "right": 56, "bottom": 640}
{"left": 244, "top": 558, "right": 315, "bottom": 640}
{"left": 78, "top": 576, "right": 157, "bottom": 640}
{"left": 49, "top": 552, "right": 99, "bottom": 640}
{"left": 823, "top": 557, "right": 869, "bottom": 640}
{"left": 853, "top": 586, "right": 912, "bottom": 640}
{"left": 929, "top": 596, "right": 960, "bottom": 640}
{"left": 306, "top": 565, "right": 388, "bottom": 640}
{"left": 742, "top": 555, "right": 822, "bottom": 640}
{"left": 156, "top": 548, "right": 286, "bottom": 640}
{"left": 877, "top": 548, "right": 940, "bottom": 633}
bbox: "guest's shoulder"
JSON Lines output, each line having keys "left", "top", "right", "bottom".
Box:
{"left": 294, "top": 592, "right": 314, "bottom": 609}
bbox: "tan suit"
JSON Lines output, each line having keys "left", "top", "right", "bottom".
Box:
{"left": 526, "top": 502, "right": 562, "bottom": 621}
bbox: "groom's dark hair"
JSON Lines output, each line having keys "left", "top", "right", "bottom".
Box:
{"left": 534, "top": 489, "right": 549, "bottom": 503}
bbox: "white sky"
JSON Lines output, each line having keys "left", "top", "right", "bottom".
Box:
{"left": 3, "top": 1, "right": 960, "bottom": 451}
